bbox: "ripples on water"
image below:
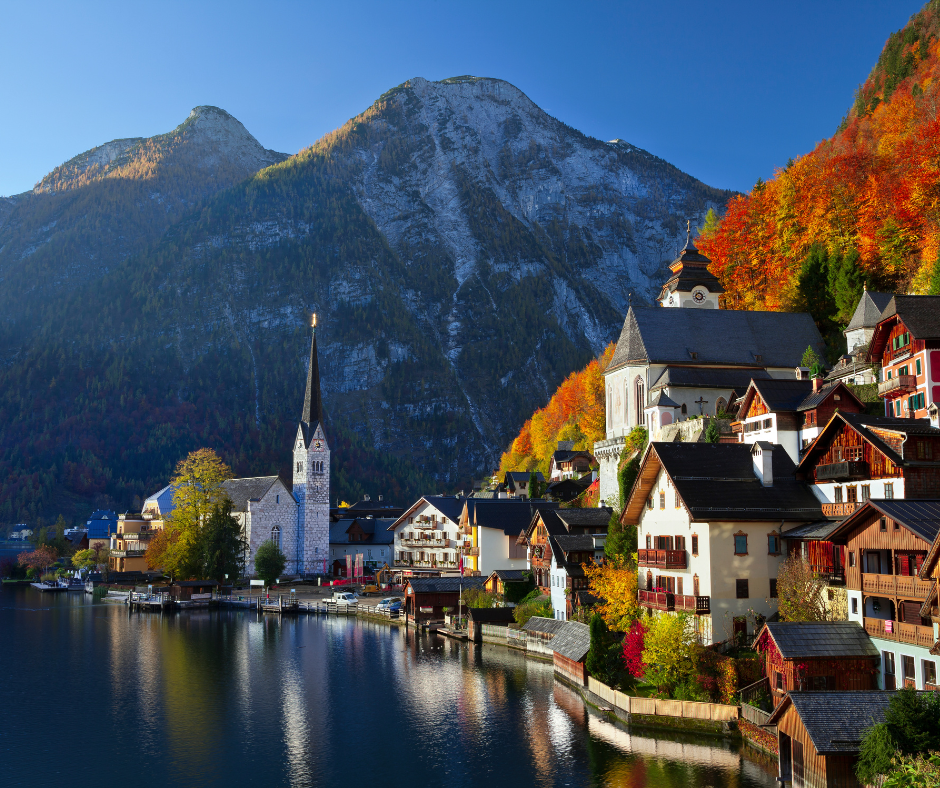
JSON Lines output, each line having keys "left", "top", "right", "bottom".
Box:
{"left": 0, "top": 588, "right": 777, "bottom": 788}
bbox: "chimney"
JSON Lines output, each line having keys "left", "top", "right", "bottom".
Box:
{"left": 812, "top": 375, "right": 824, "bottom": 394}
{"left": 752, "top": 443, "right": 774, "bottom": 486}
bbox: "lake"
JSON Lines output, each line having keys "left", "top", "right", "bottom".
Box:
{"left": 0, "top": 586, "right": 778, "bottom": 788}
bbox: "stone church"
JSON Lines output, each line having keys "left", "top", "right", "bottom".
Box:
{"left": 223, "top": 320, "right": 331, "bottom": 576}
{"left": 594, "top": 233, "right": 826, "bottom": 506}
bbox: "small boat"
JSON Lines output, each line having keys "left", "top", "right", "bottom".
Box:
{"left": 30, "top": 581, "right": 67, "bottom": 592}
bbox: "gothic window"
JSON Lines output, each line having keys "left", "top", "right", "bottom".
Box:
{"left": 624, "top": 380, "right": 629, "bottom": 421}
{"left": 716, "top": 397, "right": 727, "bottom": 415}
{"left": 271, "top": 526, "right": 280, "bottom": 549}
{"left": 296, "top": 461, "right": 304, "bottom": 473}
{"left": 681, "top": 403, "right": 687, "bottom": 415}
{"left": 634, "top": 378, "right": 645, "bottom": 427}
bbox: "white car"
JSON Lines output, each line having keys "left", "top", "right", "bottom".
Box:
{"left": 376, "top": 597, "right": 402, "bottom": 612}
{"left": 332, "top": 592, "right": 359, "bottom": 606}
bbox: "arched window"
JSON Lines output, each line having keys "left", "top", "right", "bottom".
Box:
{"left": 681, "top": 403, "right": 687, "bottom": 415}
{"left": 624, "top": 380, "right": 629, "bottom": 421}
{"left": 607, "top": 387, "right": 612, "bottom": 429}
{"left": 271, "top": 526, "right": 280, "bottom": 548}
{"left": 716, "top": 397, "right": 727, "bottom": 415}
{"left": 634, "top": 378, "right": 645, "bottom": 427}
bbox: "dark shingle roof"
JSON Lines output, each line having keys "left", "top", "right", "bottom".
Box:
{"left": 466, "top": 607, "right": 516, "bottom": 623}
{"left": 846, "top": 291, "right": 893, "bottom": 332}
{"left": 550, "top": 620, "right": 592, "bottom": 662}
{"left": 505, "top": 471, "right": 545, "bottom": 483}
{"left": 474, "top": 499, "right": 559, "bottom": 536}
{"left": 846, "top": 500, "right": 940, "bottom": 544}
{"left": 797, "top": 382, "right": 863, "bottom": 412}
{"left": 768, "top": 692, "right": 899, "bottom": 754}
{"left": 490, "top": 569, "right": 528, "bottom": 582}
{"left": 329, "top": 518, "right": 396, "bottom": 545}
{"left": 648, "top": 390, "right": 680, "bottom": 408}
{"left": 523, "top": 616, "right": 567, "bottom": 636}
{"left": 880, "top": 295, "right": 940, "bottom": 338}
{"left": 555, "top": 509, "right": 612, "bottom": 530}
{"left": 654, "top": 443, "right": 823, "bottom": 522}
{"left": 761, "top": 622, "right": 879, "bottom": 659}
{"left": 608, "top": 307, "right": 824, "bottom": 372}
{"left": 406, "top": 576, "right": 486, "bottom": 594}
{"left": 650, "top": 366, "right": 772, "bottom": 392}
{"left": 222, "top": 476, "right": 282, "bottom": 512}
{"left": 554, "top": 534, "right": 599, "bottom": 552}
{"left": 781, "top": 520, "right": 843, "bottom": 541}
{"left": 750, "top": 379, "right": 814, "bottom": 412}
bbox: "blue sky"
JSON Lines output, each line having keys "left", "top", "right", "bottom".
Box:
{"left": 0, "top": 0, "right": 925, "bottom": 196}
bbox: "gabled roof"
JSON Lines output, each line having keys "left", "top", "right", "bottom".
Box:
{"left": 623, "top": 442, "right": 822, "bottom": 525}
{"left": 405, "top": 576, "right": 486, "bottom": 594}
{"left": 780, "top": 520, "right": 843, "bottom": 541}
{"left": 523, "top": 616, "right": 567, "bottom": 636}
{"left": 845, "top": 290, "right": 893, "bottom": 332}
{"left": 555, "top": 508, "right": 612, "bottom": 531}
{"left": 649, "top": 367, "right": 772, "bottom": 392}
{"left": 473, "top": 499, "right": 559, "bottom": 536}
{"left": 504, "top": 471, "right": 545, "bottom": 484}
{"left": 550, "top": 620, "right": 592, "bottom": 662}
{"left": 740, "top": 378, "right": 813, "bottom": 415}
{"left": 388, "top": 496, "right": 468, "bottom": 530}
{"left": 551, "top": 449, "right": 595, "bottom": 465}
{"left": 869, "top": 294, "right": 940, "bottom": 360}
{"left": 827, "top": 499, "right": 940, "bottom": 547}
{"left": 647, "top": 390, "right": 680, "bottom": 409}
{"left": 607, "top": 306, "right": 825, "bottom": 373}
{"left": 797, "top": 381, "right": 865, "bottom": 412}
{"left": 757, "top": 622, "right": 878, "bottom": 660}
{"left": 487, "top": 569, "right": 528, "bottom": 582}
{"left": 85, "top": 510, "right": 117, "bottom": 539}
{"left": 222, "top": 476, "right": 283, "bottom": 512}
{"left": 767, "top": 692, "right": 899, "bottom": 754}
{"left": 144, "top": 484, "right": 177, "bottom": 516}
{"left": 554, "top": 534, "right": 599, "bottom": 552}
{"left": 329, "top": 518, "right": 397, "bottom": 545}
{"left": 466, "top": 607, "right": 516, "bottom": 623}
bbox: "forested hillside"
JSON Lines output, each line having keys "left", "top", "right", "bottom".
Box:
{"left": 700, "top": 1, "right": 940, "bottom": 323}
{"left": 0, "top": 78, "right": 731, "bottom": 525}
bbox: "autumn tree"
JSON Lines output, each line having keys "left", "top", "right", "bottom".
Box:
{"left": 156, "top": 448, "right": 233, "bottom": 580}
{"left": 18, "top": 546, "right": 58, "bottom": 576}
{"left": 461, "top": 587, "right": 497, "bottom": 609}
{"left": 775, "top": 555, "right": 829, "bottom": 622}
{"left": 71, "top": 549, "right": 98, "bottom": 573}
{"left": 621, "top": 618, "right": 647, "bottom": 685}
{"left": 254, "top": 539, "right": 286, "bottom": 587}
{"left": 641, "top": 612, "right": 698, "bottom": 695}
{"left": 583, "top": 555, "right": 638, "bottom": 631}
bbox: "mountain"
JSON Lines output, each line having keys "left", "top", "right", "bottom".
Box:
{"left": 700, "top": 1, "right": 940, "bottom": 315}
{"left": 0, "top": 106, "right": 287, "bottom": 315}
{"left": 0, "top": 77, "right": 732, "bottom": 525}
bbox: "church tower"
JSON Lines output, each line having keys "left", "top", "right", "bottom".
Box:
{"left": 293, "top": 314, "right": 330, "bottom": 575}
{"left": 658, "top": 222, "right": 724, "bottom": 309}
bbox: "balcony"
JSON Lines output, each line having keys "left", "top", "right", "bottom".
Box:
{"left": 731, "top": 421, "right": 744, "bottom": 434}
{"left": 110, "top": 550, "right": 146, "bottom": 558}
{"left": 862, "top": 573, "right": 933, "bottom": 600}
{"left": 821, "top": 502, "right": 863, "bottom": 518}
{"left": 864, "top": 617, "right": 934, "bottom": 647}
{"left": 815, "top": 461, "right": 869, "bottom": 482}
{"left": 638, "top": 549, "right": 687, "bottom": 569}
{"left": 638, "top": 590, "right": 673, "bottom": 611}
{"left": 466, "top": 546, "right": 480, "bottom": 556}
{"left": 400, "top": 538, "right": 449, "bottom": 547}
{"left": 674, "top": 594, "right": 710, "bottom": 614}
{"left": 878, "top": 374, "right": 916, "bottom": 397}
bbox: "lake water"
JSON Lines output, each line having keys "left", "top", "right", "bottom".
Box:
{"left": 0, "top": 586, "right": 777, "bottom": 788}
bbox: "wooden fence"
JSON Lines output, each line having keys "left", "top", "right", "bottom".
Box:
{"left": 586, "top": 677, "right": 738, "bottom": 722}
{"left": 740, "top": 703, "right": 773, "bottom": 728}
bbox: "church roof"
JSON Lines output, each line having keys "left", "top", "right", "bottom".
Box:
{"left": 649, "top": 367, "right": 772, "bottom": 392}
{"left": 301, "top": 327, "right": 325, "bottom": 445}
{"left": 607, "top": 307, "right": 824, "bottom": 374}
{"left": 845, "top": 290, "right": 893, "bottom": 332}
{"left": 222, "top": 476, "right": 286, "bottom": 512}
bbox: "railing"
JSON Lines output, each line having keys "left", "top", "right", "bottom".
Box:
{"left": 731, "top": 421, "right": 744, "bottom": 434}
{"left": 878, "top": 374, "right": 916, "bottom": 396}
{"left": 862, "top": 573, "right": 932, "bottom": 600}
{"left": 821, "top": 502, "right": 862, "bottom": 517}
{"left": 816, "top": 461, "right": 869, "bottom": 482}
{"left": 110, "top": 550, "right": 146, "bottom": 558}
{"left": 637, "top": 549, "right": 687, "bottom": 569}
{"left": 466, "top": 546, "right": 480, "bottom": 556}
{"left": 673, "top": 594, "right": 710, "bottom": 614}
{"left": 638, "top": 590, "right": 673, "bottom": 611}
{"left": 586, "top": 677, "right": 738, "bottom": 722}
{"left": 864, "top": 617, "right": 934, "bottom": 647}
{"left": 400, "top": 538, "right": 449, "bottom": 547}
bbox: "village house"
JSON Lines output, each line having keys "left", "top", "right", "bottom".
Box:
{"left": 548, "top": 442, "right": 597, "bottom": 482}
{"left": 458, "top": 498, "right": 558, "bottom": 576}
{"left": 795, "top": 411, "right": 940, "bottom": 514}
{"left": 85, "top": 510, "right": 116, "bottom": 551}
{"left": 548, "top": 619, "right": 592, "bottom": 686}
{"left": 868, "top": 294, "right": 940, "bottom": 420}
{"left": 734, "top": 377, "right": 865, "bottom": 463}
{"left": 329, "top": 517, "right": 395, "bottom": 575}
{"left": 594, "top": 233, "right": 825, "bottom": 506}
{"left": 523, "top": 507, "right": 611, "bottom": 620}
{"left": 821, "top": 288, "right": 894, "bottom": 390}
{"left": 502, "top": 471, "right": 545, "bottom": 498}
{"left": 768, "top": 691, "right": 905, "bottom": 788}
{"left": 401, "top": 575, "right": 486, "bottom": 622}
{"left": 483, "top": 568, "right": 530, "bottom": 598}
{"left": 624, "top": 441, "right": 823, "bottom": 645}
{"left": 827, "top": 499, "right": 940, "bottom": 690}
{"left": 389, "top": 496, "right": 466, "bottom": 576}
{"left": 752, "top": 622, "right": 879, "bottom": 708}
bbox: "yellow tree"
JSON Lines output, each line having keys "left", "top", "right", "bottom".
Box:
{"left": 583, "top": 555, "right": 638, "bottom": 631}
{"left": 154, "top": 448, "right": 233, "bottom": 579}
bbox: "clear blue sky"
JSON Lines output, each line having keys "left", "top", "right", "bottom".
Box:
{"left": 0, "top": 0, "right": 925, "bottom": 196}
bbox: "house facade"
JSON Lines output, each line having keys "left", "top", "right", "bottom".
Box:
{"left": 624, "top": 441, "right": 823, "bottom": 645}
{"left": 389, "top": 496, "right": 467, "bottom": 575}
{"left": 329, "top": 517, "right": 395, "bottom": 574}
{"left": 548, "top": 443, "right": 597, "bottom": 481}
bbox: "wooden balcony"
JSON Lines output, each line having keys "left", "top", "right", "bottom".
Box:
{"left": 816, "top": 461, "right": 869, "bottom": 482}
{"left": 466, "top": 546, "right": 479, "bottom": 556}
{"left": 674, "top": 594, "right": 710, "bottom": 614}
{"left": 862, "top": 573, "right": 933, "bottom": 600}
{"left": 638, "top": 590, "right": 673, "bottom": 611}
{"left": 638, "top": 549, "right": 687, "bottom": 569}
{"left": 878, "top": 374, "right": 916, "bottom": 396}
{"left": 864, "top": 617, "right": 934, "bottom": 648}
{"left": 731, "top": 421, "right": 744, "bottom": 434}
{"left": 821, "top": 502, "right": 863, "bottom": 518}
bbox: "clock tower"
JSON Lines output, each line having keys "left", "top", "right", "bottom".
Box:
{"left": 293, "top": 313, "right": 330, "bottom": 575}
{"left": 658, "top": 222, "right": 724, "bottom": 309}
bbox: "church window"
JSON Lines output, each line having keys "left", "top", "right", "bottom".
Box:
{"left": 271, "top": 526, "right": 280, "bottom": 548}
{"left": 634, "top": 379, "right": 645, "bottom": 426}
{"left": 681, "top": 403, "right": 687, "bottom": 415}
{"left": 624, "top": 380, "right": 629, "bottom": 421}
{"left": 296, "top": 461, "right": 303, "bottom": 473}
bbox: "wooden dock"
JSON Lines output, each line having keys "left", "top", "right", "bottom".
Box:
{"left": 128, "top": 591, "right": 173, "bottom": 611}
{"left": 217, "top": 595, "right": 404, "bottom": 620}
{"left": 30, "top": 582, "right": 67, "bottom": 592}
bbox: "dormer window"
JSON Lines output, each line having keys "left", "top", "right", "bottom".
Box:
{"left": 689, "top": 351, "right": 698, "bottom": 360}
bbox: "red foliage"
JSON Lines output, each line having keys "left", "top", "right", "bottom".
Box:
{"left": 622, "top": 619, "right": 647, "bottom": 679}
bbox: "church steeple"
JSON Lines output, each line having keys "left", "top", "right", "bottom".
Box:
{"left": 301, "top": 313, "right": 324, "bottom": 435}
{"left": 658, "top": 219, "right": 724, "bottom": 308}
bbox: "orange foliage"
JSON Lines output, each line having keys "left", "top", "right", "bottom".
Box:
{"left": 499, "top": 343, "right": 614, "bottom": 476}
{"left": 700, "top": 4, "right": 940, "bottom": 303}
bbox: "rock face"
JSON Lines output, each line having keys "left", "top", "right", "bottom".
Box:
{"left": 0, "top": 78, "right": 733, "bottom": 522}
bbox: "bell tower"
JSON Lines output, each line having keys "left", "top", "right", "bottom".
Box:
{"left": 659, "top": 221, "right": 724, "bottom": 309}
{"left": 293, "top": 312, "right": 330, "bottom": 575}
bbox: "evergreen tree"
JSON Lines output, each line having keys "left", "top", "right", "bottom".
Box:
{"left": 585, "top": 613, "right": 610, "bottom": 681}
{"left": 254, "top": 539, "right": 286, "bottom": 586}
{"left": 697, "top": 208, "right": 721, "bottom": 238}
{"left": 828, "top": 248, "right": 867, "bottom": 326}
{"left": 796, "top": 245, "right": 836, "bottom": 334}
{"left": 201, "top": 500, "right": 247, "bottom": 583}
{"left": 528, "top": 470, "right": 542, "bottom": 500}
{"left": 703, "top": 420, "right": 721, "bottom": 443}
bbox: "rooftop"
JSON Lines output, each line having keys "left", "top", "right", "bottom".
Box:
{"left": 758, "top": 622, "right": 879, "bottom": 660}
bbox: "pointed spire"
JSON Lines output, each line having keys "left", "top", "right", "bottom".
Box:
{"left": 302, "top": 313, "right": 324, "bottom": 430}
{"left": 683, "top": 218, "right": 698, "bottom": 253}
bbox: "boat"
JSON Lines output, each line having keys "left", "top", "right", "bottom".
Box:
{"left": 30, "top": 581, "right": 67, "bottom": 592}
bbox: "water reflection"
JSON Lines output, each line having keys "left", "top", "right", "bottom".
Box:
{"left": 0, "top": 589, "right": 777, "bottom": 788}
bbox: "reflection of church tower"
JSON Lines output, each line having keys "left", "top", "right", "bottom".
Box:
{"left": 659, "top": 222, "right": 724, "bottom": 308}
{"left": 293, "top": 314, "right": 329, "bottom": 575}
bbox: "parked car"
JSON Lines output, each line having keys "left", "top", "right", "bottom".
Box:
{"left": 376, "top": 597, "right": 402, "bottom": 612}
{"left": 331, "top": 592, "right": 359, "bottom": 606}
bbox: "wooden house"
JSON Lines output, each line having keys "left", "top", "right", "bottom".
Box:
{"left": 828, "top": 499, "right": 940, "bottom": 689}
{"left": 483, "top": 569, "right": 529, "bottom": 597}
{"left": 402, "top": 576, "right": 486, "bottom": 622}
{"left": 768, "top": 691, "right": 898, "bottom": 788}
{"left": 549, "top": 620, "right": 591, "bottom": 686}
{"left": 170, "top": 580, "right": 219, "bottom": 601}
{"left": 753, "top": 622, "right": 879, "bottom": 708}
{"left": 867, "top": 294, "right": 940, "bottom": 420}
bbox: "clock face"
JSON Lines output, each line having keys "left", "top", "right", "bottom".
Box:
{"left": 693, "top": 290, "right": 706, "bottom": 303}
{"left": 315, "top": 440, "right": 322, "bottom": 450}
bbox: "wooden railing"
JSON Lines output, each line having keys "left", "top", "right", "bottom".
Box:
{"left": 815, "top": 461, "right": 869, "bottom": 482}
{"left": 864, "top": 617, "right": 934, "bottom": 647}
{"left": 638, "top": 549, "right": 687, "bottom": 569}
{"left": 862, "top": 573, "right": 932, "bottom": 600}
{"left": 638, "top": 590, "right": 673, "bottom": 611}
{"left": 821, "top": 502, "right": 862, "bottom": 517}
{"left": 673, "top": 594, "right": 711, "bottom": 614}
{"left": 878, "top": 374, "right": 916, "bottom": 396}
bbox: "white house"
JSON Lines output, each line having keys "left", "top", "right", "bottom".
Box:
{"left": 624, "top": 441, "right": 823, "bottom": 645}
{"left": 461, "top": 498, "right": 558, "bottom": 576}
{"left": 389, "top": 496, "right": 467, "bottom": 575}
